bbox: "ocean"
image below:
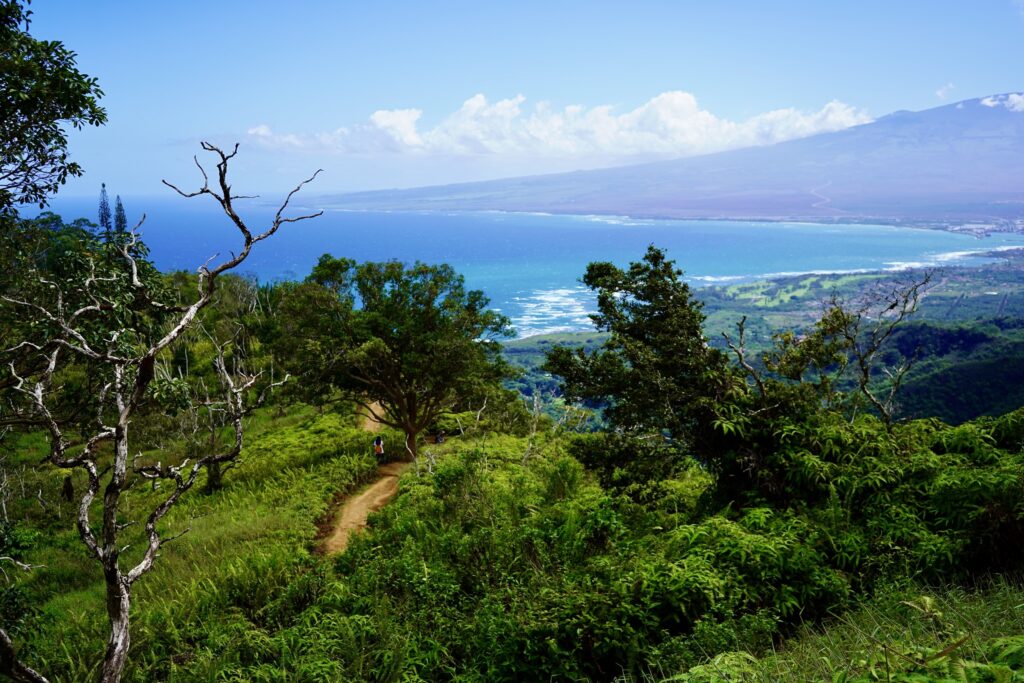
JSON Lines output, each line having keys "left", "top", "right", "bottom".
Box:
{"left": 40, "top": 198, "right": 1024, "bottom": 337}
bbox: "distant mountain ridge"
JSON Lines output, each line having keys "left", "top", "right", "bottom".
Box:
{"left": 323, "top": 94, "right": 1024, "bottom": 224}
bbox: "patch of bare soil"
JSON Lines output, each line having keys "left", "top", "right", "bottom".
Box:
{"left": 322, "top": 461, "right": 409, "bottom": 555}
{"left": 360, "top": 401, "right": 383, "bottom": 433}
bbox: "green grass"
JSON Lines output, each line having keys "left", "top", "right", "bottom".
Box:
{"left": 669, "top": 577, "right": 1024, "bottom": 682}
{"left": 5, "top": 405, "right": 389, "bottom": 681}
{"left": 9, "top": 406, "right": 1024, "bottom": 682}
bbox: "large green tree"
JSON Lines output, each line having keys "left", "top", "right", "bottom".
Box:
{"left": 0, "top": 0, "right": 105, "bottom": 210}
{"left": 544, "top": 245, "right": 734, "bottom": 452}
{"left": 278, "top": 255, "right": 513, "bottom": 458}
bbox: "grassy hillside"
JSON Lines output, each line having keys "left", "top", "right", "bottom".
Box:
{"left": 9, "top": 401, "right": 1024, "bottom": 680}
{"left": 7, "top": 241, "right": 1024, "bottom": 681}
{"left": 677, "top": 578, "right": 1024, "bottom": 681}
{"left": 2, "top": 407, "right": 392, "bottom": 681}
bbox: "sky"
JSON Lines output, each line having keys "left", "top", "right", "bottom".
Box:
{"left": 29, "top": 0, "right": 1024, "bottom": 199}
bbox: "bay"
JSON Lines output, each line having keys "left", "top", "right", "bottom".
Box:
{"left": 42, "top": 198, "right": 1024, "bottom": 337}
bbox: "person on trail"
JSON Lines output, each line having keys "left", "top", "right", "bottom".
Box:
{"left": 373, "top": 435, "right": 384, "bottom": 463}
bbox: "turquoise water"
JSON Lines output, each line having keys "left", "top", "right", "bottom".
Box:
{"left": 42, "top": 199, "right": 1024, "bottom": 337}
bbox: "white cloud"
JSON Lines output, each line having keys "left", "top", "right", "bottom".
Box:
{"left": 246, "top": 91, "right": 871, "bottom": 160}
{"left": 368, "top": 108, "right": 424, "bottom": 147}
{"left": 936, "top": 82, "right": 955, "bottom": 100}
{"left": 980, "top": 93, "right": 1024, "bottom": 111}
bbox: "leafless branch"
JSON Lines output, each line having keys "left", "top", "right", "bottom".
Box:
{"left": 722, "top": 316, "right": 766, "bottom": 396}
{"left": 0, "top": 143, "right": 318, "bottom": 682}
{"left": 0, "top": 627, "right": 49, "bottom": 683}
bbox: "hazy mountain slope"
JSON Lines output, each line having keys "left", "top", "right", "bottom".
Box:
{"left": 324, "top": 95, "right": 1024, "bottom": 222}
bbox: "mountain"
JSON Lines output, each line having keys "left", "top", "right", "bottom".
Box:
{"left": 323, "top": 95, "right": 1024, "bottom": 223}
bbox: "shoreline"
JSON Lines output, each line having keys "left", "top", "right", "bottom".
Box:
{"left": 323, "top": 205, "right": 1024, "bottom": 239}
{"left": 505, "top": 245, "right": 1024, "bottom": 341}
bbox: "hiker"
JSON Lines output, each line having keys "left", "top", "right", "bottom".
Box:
{"left": 373, "top": 435, "right": 384, "bottom": 463}
{"left": 436, "top": 429, "right": 446, "bottom": 444}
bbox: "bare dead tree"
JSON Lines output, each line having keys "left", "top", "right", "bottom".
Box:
{"left": 722, "top": 316, "right": 767, "bottom": 397}
{"left": 521, "top": 391, "right": 592, "bottom": 465}
{"left": 827, "top": 273, "right": 932, "bottom": 427}
{"left": 189, "top": 327, "right": 287, "bottom": 492}
{"left": 0, "top": 628, "right": 47, "bottom": 683}
{"left": 0, "top": 554, "right": 41, "bottom": 584}
{"left": 0, "top": 143, "right": 318, "bottom": 683}
{"left": 0, "top": 452, "right": 10, "bottom": 523}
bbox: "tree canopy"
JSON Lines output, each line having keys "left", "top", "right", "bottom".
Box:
{"left": 276, "top": 254, "right": 514, "bottom": 458}
{"left": 0, "top": 0, "right": 106, "bottom": 210}
{"left": 544, "top": 245, "right": 733, "bottom": 449}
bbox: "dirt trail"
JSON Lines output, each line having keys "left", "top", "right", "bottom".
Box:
{"left": 323, "top": 461, "right": 409, "bottom": 554}
{"left": 322, "top": 401, "right": 404, "bottom": 555}
{"left": 360, "top": 401, "right": 383, "bottom": 432}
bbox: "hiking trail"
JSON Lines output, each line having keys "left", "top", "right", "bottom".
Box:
{"left": 322, "top": 461, "right": 408, "bottom": 554}
{"left": 322, "top": 401, "right": 407, "bottom": 555}
{"left": 360, "top": 401, "right": 383, "bottom": 433}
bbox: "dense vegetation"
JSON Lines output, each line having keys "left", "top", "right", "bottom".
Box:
{"left": 507, "top": 260, "right": 1024, "bottom": 426}
{"left": 5, "top": 226, "right": 1024, "bottom": 681}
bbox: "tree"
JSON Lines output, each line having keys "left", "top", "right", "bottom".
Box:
{"left": 114, "top": 195, "right": 127, "bottom": 233}
{"left": 0, "top": 143, "right": 317, "bottom": 683}
{"left": 266, "top": 279, "right": 350, "bottom": 408}
{"left": 708, "top": 274, "right": 933, "bottom": 502}
{"left": 544, "top": 245, "right": 733, "bottom": 454}
{"left": 0, "top": 0, "right": 105, "bottom": 210}
{"left": 280, "top": 255, "right": 513, "bottom": 459}
{"left": 98, "top": 182, "right": 111, "bottom": 233}
{"left": 764, "top": 274, "right": 931, "bottom": 427}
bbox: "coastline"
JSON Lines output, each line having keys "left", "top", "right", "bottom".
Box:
{"left": 324, "top": 204, "right": 1024, "bottom": 239}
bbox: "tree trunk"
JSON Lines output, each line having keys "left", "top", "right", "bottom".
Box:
{"left": 99, "top": 567, "right": 132, "bottom": 683}
{"left": 403, "top": 429, "right": 419, "bottom": 462}
{"left": 204, "top": 460, "right": 223, "bottom": 493}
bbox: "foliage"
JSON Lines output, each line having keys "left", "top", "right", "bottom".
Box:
{"left": 0, "top": 521, "right": 39, "bottom": 635}
{"left": 0, "top": 211, "right": 169, "bottom": 433}
{"left": 274, "top": 254, "right": 515, "bottom": 457}
{"left": 8, "top": 378, "right": 1024, "bottom": 681}
{"left": 0, "top": 0, "right": 106, "bottom": 209}
{"left": 669, "top": 579, "right": 1024, "bottom": 682}
{"left": 544, "top": 245, "right": 733, "bottom": 452}
{"left": 502, "top": 331, "right": 608, "bottom": 400}
{"left": 6, "top": 232, "right": 1024, "bottom": 682}
{"left": 1, "top": 408, "right": 379, "bottom": 682}
{"left": 0, "top": 143, "right": 318, "bottom": 682}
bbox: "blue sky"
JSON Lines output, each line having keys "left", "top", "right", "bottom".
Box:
{"left": 32, "top": 0, "right": 1024, "bottom": 198}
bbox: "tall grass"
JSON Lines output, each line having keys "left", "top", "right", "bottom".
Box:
{"left": 658, "top": 577, "right": 1024, "bottom": 682}
{"left": 5, "top": 406, "right": 385, "bottom": 681}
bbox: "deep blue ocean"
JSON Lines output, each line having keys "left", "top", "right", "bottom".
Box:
{"left": 41, "top": 197, "right": 1024, "bottom": 337}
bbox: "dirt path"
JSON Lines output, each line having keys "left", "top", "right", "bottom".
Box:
{"left": 323, "top": 461, "right": 409, "bottom": 555}
{"left": 321, "top": 401, "right": 403, "bottom": 555}
{"left": 360, "top": 401, "right": 383, "bottom": 432}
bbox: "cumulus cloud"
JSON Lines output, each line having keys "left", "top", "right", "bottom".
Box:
{"left": 981, "top": 93, "right": 1024, "bottom": 111}
{"left": 246, "top": 91, "right": 871, "bottom": 161}
{"left": 936, "top": 82, "right": 955, "bottom": 100}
